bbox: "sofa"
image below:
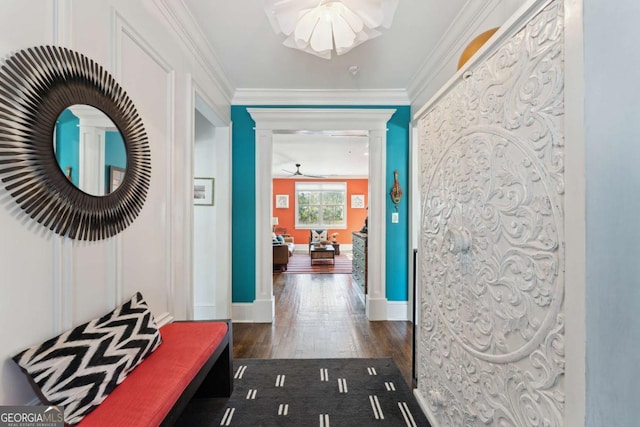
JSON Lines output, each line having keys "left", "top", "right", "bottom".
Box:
{"left": 273, "top": 234, "right": 295, "bottom": 271}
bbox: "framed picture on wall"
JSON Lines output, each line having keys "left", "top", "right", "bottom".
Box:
{"left": 108, "top": 166, "right": 126, "bottom": 193}
{"left": 351, "top": 194, "right": 365, "bottom": 208}
{"left": 275, "top": 194, "right": 289, "bottom": 209}
{"left": 194, "top": 177, "right": 214, "bottom": 205}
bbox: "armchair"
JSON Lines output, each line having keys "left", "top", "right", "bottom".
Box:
{"left": 308, "top": 229, "right": 328, "bottom": 253}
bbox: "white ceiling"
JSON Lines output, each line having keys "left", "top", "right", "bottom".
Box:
{"left": 183, "top": 0, "right": 468, "bottom": 90}
{"left": 272, "top": 133, "right": 369, "bottom": 178}
{"left": 182, "top": 0, "right": 471, "bottom": 175}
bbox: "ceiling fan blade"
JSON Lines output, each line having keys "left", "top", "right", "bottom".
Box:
{"left": 279, "top": 163, "right": 325, "bottom": 178}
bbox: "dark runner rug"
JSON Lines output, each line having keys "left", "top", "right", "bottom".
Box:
{"left": 176, "top": 358, "right": 430, "bottom": 426}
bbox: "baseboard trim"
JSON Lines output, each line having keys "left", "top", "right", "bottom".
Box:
{"left": 253, "top": 298, "right": 275, "bottom": 323}
{"left": 232, "top": 303, "right": 254, "bottom": 323}
{"left": 155, "top": 312, "right": 174, "bottom": 327}
{"left": 194, "top": 304, "right": 217, "bottom": 320}
{"left": 366, "top": 297, "right": 388, "bottom": 320}
{"left": 232, "top": 300, "right": 275, "bottom": 323}
{"left": 387, "top": 301, "right": 409, "bottom": 321}
{"left": 414, "top": 388, "right": 440, "bottom": 427}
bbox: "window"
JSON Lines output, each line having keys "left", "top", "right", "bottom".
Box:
{"left": 295, "top": 182, "right": 347, "bottom": 229}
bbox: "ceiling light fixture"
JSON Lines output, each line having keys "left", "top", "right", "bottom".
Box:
{"left": 264, "top": 0, "right": 399, "bottom": 60}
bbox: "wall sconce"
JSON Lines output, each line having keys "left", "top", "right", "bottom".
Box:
{"left": 390, "top": 170, "right": 403, "bottom": 211}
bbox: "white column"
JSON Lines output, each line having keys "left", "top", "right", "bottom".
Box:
{"left": 366, "top": 128, "right": 388, "bottom": 320}
{"left": 78, "top": 125, "right": 106, "bottom": 196}
{"left": 254, "top": 128, "right": 275, "bottom": 322}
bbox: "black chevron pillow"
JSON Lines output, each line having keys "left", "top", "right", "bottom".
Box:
{"left": 12, "top": 292, "right": 162, "bottom": 425}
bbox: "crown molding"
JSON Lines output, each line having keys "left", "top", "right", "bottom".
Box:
{"left": 153, "top": 0, "right": 234, "bottom": 103}
{"left": 413, "top": 0, "right": 554, "bottom": 121}
{"left": 247, "top": 108, "right": 397, "bottom": 130}
{"left": 406, "top": 0, "right": 503, "bottom": 107}
{"left": 232, "top": 88, "right": 410, "bottom": 106}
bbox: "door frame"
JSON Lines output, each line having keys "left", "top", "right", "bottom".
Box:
{"left": 248, "top": 108, "right": 396, "bottom": 321}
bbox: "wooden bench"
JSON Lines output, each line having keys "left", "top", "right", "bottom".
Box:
{"left": 77, "top": 320, "right": 233, "bottom": 427}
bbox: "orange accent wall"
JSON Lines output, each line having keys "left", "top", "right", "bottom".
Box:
{"left": 272, "top": 178, "right": 368, "bottom": 245}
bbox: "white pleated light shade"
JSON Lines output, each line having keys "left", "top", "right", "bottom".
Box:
{"left": 265, "top": 0, "right": 398, "bottom": 59}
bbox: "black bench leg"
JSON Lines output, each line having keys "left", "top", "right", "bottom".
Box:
{"left": 195, "top": 342, "right": 233, "bottom": 398}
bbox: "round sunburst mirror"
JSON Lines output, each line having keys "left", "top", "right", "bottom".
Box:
{"left": 0, "top": 46, "right": 151, "bottom": 240}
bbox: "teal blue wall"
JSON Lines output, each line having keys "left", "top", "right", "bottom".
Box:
{"left": 231, "top": 105, "right": 411, "bottom": 303}
{"left": 385, "top": 106, "right": 410, "bottom": 301}
{"left": 231, "top": 106, "right": 257, "bottom": 302}
{"left": 55, "top": 109, "right": 80, "bottom": 186}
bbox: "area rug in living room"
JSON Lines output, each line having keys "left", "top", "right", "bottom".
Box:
{"left": 282, "top": 252, "right": 353, "bottom": 274}
{"left": 175, "top": 358, "right": 430, "bottom": 426}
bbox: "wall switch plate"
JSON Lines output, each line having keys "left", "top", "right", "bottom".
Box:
{"left": 392, "top": 212, "right": 399, "bottom": 223}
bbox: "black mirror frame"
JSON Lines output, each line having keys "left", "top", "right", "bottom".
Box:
{"left": 0, "top": 46, "right": 151, "bottom": 241}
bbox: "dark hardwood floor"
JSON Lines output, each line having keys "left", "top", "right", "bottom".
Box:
{"left": 232, "top": 273, "right": 415, "bottom": 386}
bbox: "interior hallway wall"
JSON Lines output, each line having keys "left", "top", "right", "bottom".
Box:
{"left": 583, "top": 0, "right": 640, "bottom": 424}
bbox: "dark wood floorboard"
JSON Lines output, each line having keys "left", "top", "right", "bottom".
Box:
{"left": 232, "top": 273, "right": 414, "bottom": 386}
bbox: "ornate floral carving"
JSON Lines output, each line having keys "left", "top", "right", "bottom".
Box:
{"left": 417, "top": 2, "right": 565, "bottom": 426}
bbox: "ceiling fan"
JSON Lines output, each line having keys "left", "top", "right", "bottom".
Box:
{"left": 281, "top": 163, "right": 325, "bottom": 178}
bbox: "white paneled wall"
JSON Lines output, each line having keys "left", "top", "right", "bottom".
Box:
{"left": 0, "top": 0, "right": 230, "bottom": 404}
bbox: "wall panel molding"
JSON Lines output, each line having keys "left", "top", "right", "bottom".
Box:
{"left": 52, "top": 237, "right": 73, "bottom": 334}
{"left": 415, "top": 1, "right": 565, "bottom": 425}
{"left": 53, "top": 0, "right": 72, "bottom": 46}
{"left": 114, "top": 10, "right": 176, "bottom": 316}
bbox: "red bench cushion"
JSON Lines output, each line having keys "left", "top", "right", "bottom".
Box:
{"left": 77, "top": 321, "right": 228, "bottom": 427}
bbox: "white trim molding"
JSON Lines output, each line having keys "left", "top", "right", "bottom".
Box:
{"left": 232, "top": 303, "right": 257, "bottom": 323}
{"left": 386, "top": 301, "right": 409, "bottom": 321}
{"left": 233, "top": 88, "right": 410, "bottom": 106}
{"left": 414, "top": 389, "right": 441, "bottom": 427}
{"left": 155, "top": 312, "right": 174, "bottom": 328}
{"left": 563, "top": 0, "right": 586, "bottom": 424}
{"left": 194, "top": 304, "right": 218, "bottom": 320}
{"left": 249, "top": 108, "right": 395, "bottom": 322}
{"left": 407, "top": 0, "right": 503, "bottom": 109}
{"left": 153, "top": 0, "right": 234, "bottom": 106}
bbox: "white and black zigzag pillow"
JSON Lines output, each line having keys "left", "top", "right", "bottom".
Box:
{"left": 13, "top": 292, "right": 162, "bottom": 425}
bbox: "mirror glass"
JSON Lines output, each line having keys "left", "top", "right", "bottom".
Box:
{"left": 54, "top": 105, "right": 127, "bottom": 196}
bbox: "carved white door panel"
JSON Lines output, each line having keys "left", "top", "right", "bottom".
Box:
{"left": 416, "top": 1, "right": 565, "bottom": 426}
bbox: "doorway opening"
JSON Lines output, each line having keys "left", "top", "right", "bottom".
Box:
{"left": 191, "top": 95, "right": 231, "bottom": 320}
{"left": 249, "top": 108, "right": 396, "bottom": 322}
{"left": 271, "top": 131, "right": 368, "bottom": 278}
